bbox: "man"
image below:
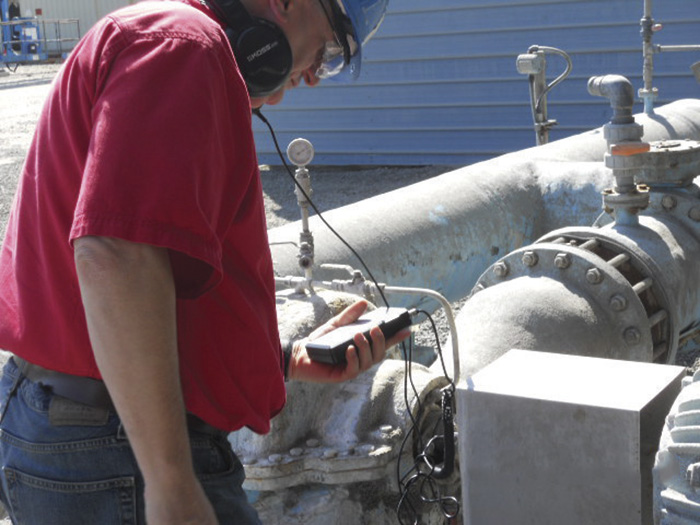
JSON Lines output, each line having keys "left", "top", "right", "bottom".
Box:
{"left": 0, "top": 0, "right": 401, "bottom": 523}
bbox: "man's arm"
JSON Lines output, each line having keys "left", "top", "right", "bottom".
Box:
{"left": 74, "top": 236, "right": 217, "bottom": 525}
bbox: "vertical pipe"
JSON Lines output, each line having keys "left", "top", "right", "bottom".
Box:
{"left": 640, "top": 0, "right": 657, "bottom": 114}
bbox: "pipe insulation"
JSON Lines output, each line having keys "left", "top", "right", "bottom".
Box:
{"left": 268, "top": 100, "right": 700, "bottom": 311}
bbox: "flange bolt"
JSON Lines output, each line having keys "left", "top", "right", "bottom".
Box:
{"left": 623, "top": 327, "right": 642, "bottom": 345}
{"left": 689, "top": 206, "right": 700, "bottom": 222}
{"left": 522, "top": 251, "right": 539, "bottom": 267}
{"left": 493, "top": 261, "right": 509, "bottom": 278}
{"left": 554, "top": 253, "right": 572, "bottom": 269}
{"left": 661, "top": 195, "right": 677, "bottom": 211}
{"left": 610, "top": 294, "right": 628, "bottom": 312}
{"left": 586, "top": 268, "right": 604, "bottom": 284}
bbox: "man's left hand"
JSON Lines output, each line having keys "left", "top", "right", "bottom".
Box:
{"left": 286, "top": 300, "right": 410, "bottom": 383}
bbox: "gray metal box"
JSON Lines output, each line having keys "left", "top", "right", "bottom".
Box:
{"left": 458, "top": 349, "right": 685, "bottom": 525}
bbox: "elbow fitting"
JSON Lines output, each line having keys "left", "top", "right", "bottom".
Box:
{"left": 588, "top": 75, "right": 636, "bottom": 125}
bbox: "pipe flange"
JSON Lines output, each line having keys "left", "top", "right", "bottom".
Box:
{"left": 647, "top": 189, "right": 700, "bottom": 234}
{"left": 538, "top": 226, "right": 679, "bottom": 364}
{"left": 602, "top": 186, "right": 650, "bottom": 213}
{"left": 473, "top": 243, "right": 653, "bottom": 362}
{"left": 636, "top": 140, "right": 700, "bottom": 187}
{"left": 603, "top": 122, "right": 644, "bottom": 144}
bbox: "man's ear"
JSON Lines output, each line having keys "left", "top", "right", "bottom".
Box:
{"left": 268, "top": 0, "right": 292, "bottom": 25}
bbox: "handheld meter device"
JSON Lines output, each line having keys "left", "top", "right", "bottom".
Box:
{"left": 305, "top": 307, "right": 412, "bottom": 365}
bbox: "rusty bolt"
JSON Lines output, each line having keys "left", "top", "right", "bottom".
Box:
{"left": 522, "top": 251, "right": 539, "bottom": 267}
{"left": 661, "top": 195, "right": 677, "bottom": 211}
{"left": 586, "top": 268, "right": 604, "bottom": 284}
{"left": 493, "top": 261, "right": 509, "bottom": 278}
{"left": 689, "top": 206, "right": 700, "bottom": 222}
{"left": 609, "top": 294, "right": 628, "bottom": 312}
{"left": 623, "top": 327, "right": 642, "bottom": 345}
{"left": 554, "top": 253, "right": 572, "bottom": 269}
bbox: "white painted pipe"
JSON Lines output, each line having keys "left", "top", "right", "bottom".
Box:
{"left": 269, "top": 100, "right": 700, "bottom": 311}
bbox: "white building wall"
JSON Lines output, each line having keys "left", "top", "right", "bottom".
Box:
{"left": 16, "top": 0, "right": 131, "bottom": 52}
{"left": 18, "top": 0, "right": 131, "bottom": 27}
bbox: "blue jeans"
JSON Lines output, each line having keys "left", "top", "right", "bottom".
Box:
{"left": 0, "top": 358, "right": 261, "bottom": 524}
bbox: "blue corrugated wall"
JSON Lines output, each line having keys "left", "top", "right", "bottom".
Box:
{"left": 253, "top": 0, "right": 700, "bottom": 166}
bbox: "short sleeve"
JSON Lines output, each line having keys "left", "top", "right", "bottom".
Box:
{"left": 70, "top": 23, "right": 255, "bottom": 298}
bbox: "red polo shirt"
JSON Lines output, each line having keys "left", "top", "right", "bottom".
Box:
{"left": 0, "top": 0, "right": 285, "bottom": 433}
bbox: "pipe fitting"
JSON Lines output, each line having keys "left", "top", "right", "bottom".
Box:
{"left": 610, "top": 294, "right": 628, "bottom": 312}
{"left": 689, "top": 207, "right": 700, "bottom": 222}
{"left": 586, "top": 268, "right": 604, "bottom": 284}
{"left": 554, "top": 253, "right": 572, "bottom": 269}
{"left": 588, "top": 75, "right": 636, "bottom": 125}
{"left": 623, "top": 327, "right": 642, "bottom": 345}
{"left": 522, "top": 251, "right": 539, "bottom": 267}
{"left": 493, "top": 261, "right": 509, "bottom": 278}
{"left": 661, "top": 195, "right": 677, "bottom": 211}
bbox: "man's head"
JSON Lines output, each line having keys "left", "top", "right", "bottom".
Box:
{"left": 235, "top": 0, "right": 388, "bottom": 107}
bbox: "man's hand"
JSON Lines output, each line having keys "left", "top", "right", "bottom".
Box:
{"left": 286, "top": 300, "right": 411, "bottom": 383}
{"left": 145, "top": 475, "right": 217, "bottom": 525}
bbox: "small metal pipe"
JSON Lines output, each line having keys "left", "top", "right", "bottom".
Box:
{"left": 640, "top": 0, "right": 657, "bottom": 115}
{"left": 383, "top": 285, "right": 460, "bottom": 384}
{"left": 655, "top": 45, "right": 700, "bottom": 53}
{"left": 653, "top": 342, "right": 668, "bottom": 361}
{"left": 608, "top": 253, "right": 630, "bottom": 268}
{"left": 579, "top": 238, "right": 600, "bottom": 252}
{"left": 649, "top": 309, "right": 668, "bottom": 327}
{"left": 633, "top": 277, "right": 654, "bottom": 295}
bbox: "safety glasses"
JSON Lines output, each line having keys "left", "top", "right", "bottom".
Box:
{"left": 315, "top": 0, "right": 358, "bottom": 79}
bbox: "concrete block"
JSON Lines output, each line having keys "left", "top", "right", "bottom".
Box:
{"left": 458, "top": 349, "right": 685, "bottom": 525}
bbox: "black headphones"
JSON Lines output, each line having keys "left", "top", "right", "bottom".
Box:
{"left": 205, "top": 0, "right": 293, "bottom": 98}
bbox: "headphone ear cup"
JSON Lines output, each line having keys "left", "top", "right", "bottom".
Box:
{"left": 230, "top": 19, "right": 292, "bottom": 98}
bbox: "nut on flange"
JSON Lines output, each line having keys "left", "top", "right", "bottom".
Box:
{"left": 586, "top": 268, "right": 604, "bottom": 284}
{"left": 661, "top": 195, "right": 677, "bottom": 211}
{"left": 623, "top": 327, "right": 642, "bottom": 345}
{"left": 493, "top": 261, "right": 509, "bottom": 278}
{"left": 609, "top": 294, "right": 628, "bottom": 312}
{"left": 521, "top": 251, "right": 539, "bottom": 267}
{"left": 554, "top": 253, "right": 572, "bottom": 269}
{"left": 689, "top": 206, "right": 700, "bottom": 222}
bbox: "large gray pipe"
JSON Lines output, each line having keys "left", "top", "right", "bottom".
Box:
{"left": 269, "top": 100, "right": 700, "bottom": 309}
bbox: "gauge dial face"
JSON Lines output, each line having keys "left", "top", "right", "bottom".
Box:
{"left": 287, "top": 138, "right": 314, "bottom": 166}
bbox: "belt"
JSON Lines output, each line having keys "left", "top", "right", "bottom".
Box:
{"left": 11, "top": 356, "right": 223, "bottom": 436}
{"left": 13, "top": 356, "right": 115, "bottom": 411}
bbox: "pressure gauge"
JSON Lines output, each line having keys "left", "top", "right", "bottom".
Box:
{"left": 287, "top": 138, "right": 314, "bottom": 167}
